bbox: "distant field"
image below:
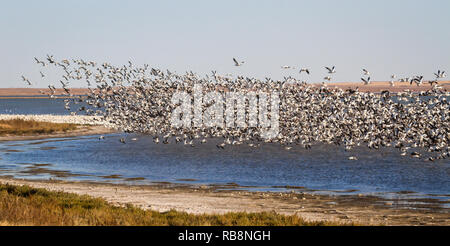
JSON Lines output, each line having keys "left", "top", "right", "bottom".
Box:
{"left": 0, "top": 183, "right": 349, "bottom": 226}
{"left": 0, "top": 88, "right": 89, "bottom": 96}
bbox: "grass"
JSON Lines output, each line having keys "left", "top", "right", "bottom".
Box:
{"left": 0, "top": 119, "right": 77, "bottom": 136}
{"left": 0, "top": 184, "right": 351, "bottom": 226}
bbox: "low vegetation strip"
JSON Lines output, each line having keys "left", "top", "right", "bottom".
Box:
{"left": 0, "top": 119, "right": 77, "bottom": 136}
{"left": 0, "top": 184, "right": 350, "bottom": 226}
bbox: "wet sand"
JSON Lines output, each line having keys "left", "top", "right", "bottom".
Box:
{"left": 0, "top": 177, "right": 448, "bottom": 225}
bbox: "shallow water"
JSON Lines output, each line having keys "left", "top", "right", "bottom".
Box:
{"left": 0, "top": 97, "right": 71, "bottom": 115}
{"left": 0, "top": 134, "right": 449, "bottom": 202}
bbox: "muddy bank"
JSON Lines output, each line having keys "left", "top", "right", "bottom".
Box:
{"left": 0, "top": 125, "right": 115, "bottom": 141}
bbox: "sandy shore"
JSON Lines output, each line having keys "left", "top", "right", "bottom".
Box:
{"left": 0, "top": 177, "right": 447, "bottom": 225}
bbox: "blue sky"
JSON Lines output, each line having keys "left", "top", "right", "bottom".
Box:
{"left": 1, "top": 0, "right": 449, "bottom": 87}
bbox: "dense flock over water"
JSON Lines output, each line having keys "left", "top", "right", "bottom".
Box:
{"left": 20, "top": 56, "right": 450, "bottom": 161}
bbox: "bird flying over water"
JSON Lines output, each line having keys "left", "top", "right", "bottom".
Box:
{"left": 27, "top": 55, "right": 450, "bottom": 161}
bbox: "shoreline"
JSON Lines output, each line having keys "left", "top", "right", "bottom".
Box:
{"left": 0, "top": 176, "right": 448, "bottom": 225}
{"left": 1, "top": 81, "right": 449, "bottom": 96}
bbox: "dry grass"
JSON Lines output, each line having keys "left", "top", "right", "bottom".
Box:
{"left": 0, "top": 119, "right": 77, "bottom": 136}
{"left": 0, "top": 184, "right": 352, "bottom": 226}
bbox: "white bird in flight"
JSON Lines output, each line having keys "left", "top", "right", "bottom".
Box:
{"left": 361, "top": 77, "right": 371, "bottom": 85}
{"left": 325, "top": 66, "right": 336, "bottom": 74}
{"left": 299, "top": 68, "right": 310, "bottom": 74}
{"left": 34, "top": 57, "right": 46, "bottom": 67}
{"left": 411, "top": 75, "right": 423, "bottom": 86}
{"left": 390, "top": 75, "right": 396, "bottom": 87}
{"left": 362, "top": 68, "right": 370, "bottom": 76}
{"left": 46, "top": 54, "right": 55, "bottom": 64}
{"left": 434, "top": 70, "right": 446, "bottom": 79}
{"left": 21, "top": 75, "right": 32, "bottom": 85}
{"left": 233, "top": 58, "right": 244, "bottom": 66}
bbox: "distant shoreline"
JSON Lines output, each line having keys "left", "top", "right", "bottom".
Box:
{"left": 0, "top": 88, "right": 90, "bottom": 96}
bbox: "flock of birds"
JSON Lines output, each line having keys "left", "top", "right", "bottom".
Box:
{"left": 21, "top": 55, "right": 450, "bottom": 161}
{"left": 235, "top": 57, "right": 447, "bottom": 87}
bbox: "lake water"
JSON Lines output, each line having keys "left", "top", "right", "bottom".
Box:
{"left": 0, "top": 98, "right": 449, "bottom": 204}
{"left": 0, "top": 97, "right": 72, "bottom": 115}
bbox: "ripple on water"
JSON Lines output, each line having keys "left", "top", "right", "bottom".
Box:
{"left": 35, "top": 146, "right": 58, "bottom": 150}
{"left": 18, "top": 167, "right": 85, "bottom": 178}
{"left": 26, "top": 137, "right": 83, "bottom": 146}
{"left": 99, "top": 174, "right": 122, "bottom": 179}
{"left": 5, "top": 144, "right": 24, "bottom": 147}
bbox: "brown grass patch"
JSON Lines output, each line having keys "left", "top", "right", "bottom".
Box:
{"left": 0, "top": 184, "right": 353, "bottom": 226}
{"left": 0, "top": 119, "right": 77, "bottom": 136}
